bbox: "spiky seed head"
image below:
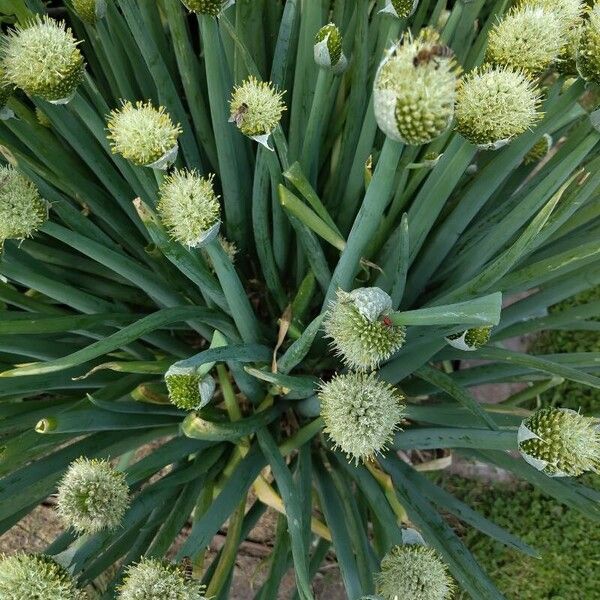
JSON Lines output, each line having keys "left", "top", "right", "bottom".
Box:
{"left": 380, "top": 0, "right": 419, "bottom": 19}
{"left": 375, "top": 545, "right": 455, "bottom": 600}
{"left": 577, "top": 4, "right": 600, "bottom": 85}
{"left": 516, "top": 0, "right": 583, "bottom": 25}
{"left": 157, "top": 170, "right": 221, "bottom": 248}
{"left": 0, "top": 166, "right": 47, "bottom": 245}
{"left": 72, "top": 0, "right": 107, "bottom": 24}
{"left": 373, "top": 29, "right": 459, "bottom": 145}
{"left": 118, "top": 558, "right": 207, "bottom": 600}
{"left": 445, "top": 326, "right": 492, "bottom": 351}
{"left": 455, "top": 66, "right": 542, "bottom": 149}
{"left": 314, "top": 23, "right": 347, "bottom": 72}
{"left": 486, "top": 6, "right": 565, "bottom": 74}
{"left": 518, "top": 408, "right": 600, "bottom": 477}
{"left": 229, "top": 76, "right": 286, "bottom": 145}
{"left": 323, "top": 287, "right": 405, "bottom": 370}
{"left": 0, "top": 553, "right": 87, "bottom": 600}
{"left": 319, "top": 372, "right": 405, "bottom": 463}
{"left": 107, "top": 101, "right": 182, "bottom": 168}
{"left": 181, "top": 0, "right": 230, "bottom": 16}
{"left": 201, "top": 234, "right": 237, "bottom": 272}
{"left": 558, "top": 22, "right": 583, "bottom": 76}
{"left": 2, "top": 16, "right": 84, "bottom": 103}
{"left": 524, "top": 133, "right": 552, "bottom": 164}
{"left": 165, "top": 364, "right": 216, "bottom": 410}
{"left": 0, "top": 67, "right": 13, "bottom": 109}
{"left": 56, "top": 457, "right": 129, "bottom": 534}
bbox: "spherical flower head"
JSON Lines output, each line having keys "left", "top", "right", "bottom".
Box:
{"left": 2, "top": 16, "right": 84, "bottom": 103}
{"left": 157, "top": 169, "right": 221, "bottom": 248}
{"left": 73, "top": 0, "right": 107, "bottom": 24}
{"left": 577, "top": 4, "right": 600, "bottom": 85}
{"left": 380, "top": 0, "right": 419, "bottom": 19}
{"left": 518, "top": 408, "right": 600, "bottom": 477}
{"left": 516, "top": 0, "right": 583, "bottom": 25}
{"left": 56, "top": 457, "right": 129, "bottom": 534}
{"left": 375, "top": 545, "right": 455, "bottom": 600}
{"left": 455, "top": 66, "right": 542, "bottom": 149}
{"left": 229, "top": 77, "right": 286, "bottom": 148}
{"left": 324, "top": 287, "right": 405, "bottom": 370}
{"left": 558, "top": 22, "right": 582, "bottom": 76}
{"left": 0, "top": 67, "right": 13, "bottom": 110}
{"left": 118, "top": 558, "right": 207, "bottom": 600}
{"left": 445, "top": 326, "right": 491, "bottom": 351}
{"left": 0, "top": 553, "right": 87, "bottom": 600}
{"left": 319, "top": 372, "right": 405, "bottom": 463}
{"left": 0, "top": 166, "right": 47, "bottom": 245}
{"left": 485, "top": 6, "right": 565, "bottom": 74}
{"left": 314, "top": 23, "right": 347, "bottom": 72}
{"left": 107, "top": 101, "right": 182, "bottom": 168}
{"left": 374, "top": 29, "right": 459, "bottom": 145}
{"left": 181, "top": 0, "right": 232, "bottom": 16}
{"left": 524, "top": 133, "right": 552, "bottom": 164}
{"left": 165, "top": 363, "right": 216, "bottom": 410}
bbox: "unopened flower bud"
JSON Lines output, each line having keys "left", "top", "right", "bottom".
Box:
{"left": 157, "top": 170, "right": 221, "bottom": 248}
{"left": 319, "top": 372, "right": 405, "bottom": 463}
{"left": 445, "top": 326, "right": 491, "bottom": 351}
{"left": 165, "top": 363, "right": 216, "bottom": 410}
{"left": 2, "top": 16, "right": 85, "bottom": 103}
{"left": 324, "top": 287, "right": 405, "bottom": 370}
{"left": 524, "top": 133, "right": 552, "bottom": 164}
{"left": 577, "top": 4, "right": 600, "bottom": 85}
{"left": 314, "top": 23, "right": 347, "bottom": 73}
{"left": 374, "top": 29, "right": 459, "bottom": 145}
{"left": 380, "top": 0, "right": 419, "bottom": 19}
{"left": 518, "top": 407, "right": 600, "bottom": 477}
{"left": 181, "top": 0, "right": 234, "bottom": 16}
{"left": 73, "top": 0, "right": 107, "bottom": 24}
{"left": 455, "top": 66, "right": 542, "bottom": 149}
{"left": 107, "top": 101, "right": 182, "bottom": 168}
{"left": 56, "top": 457, "right": 129, "bottom": 534}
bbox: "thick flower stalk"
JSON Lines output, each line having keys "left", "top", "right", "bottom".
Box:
{"left": 157, "top": 170, "right": 221, "bottom": 248}
{"left": 314, "top": 23, "right": 347, "bottom": 73}
{"left": 0, "top": 553, "right": 87, "bottom": 600}
{"left": 455, "top": 66, "right": 542, "bottom": 149}
{"left": 373, "top": 29, "right": 459, "bottom": 145}
{"left": 518, "top": 408, "right": 600, "bottom": 477}
{"left": 73, "top": 0, "right": 107, "bottom": 24}
{"left": 445, "top": 326, "right": 492, "bottom": 351}
{"left": 2, "top": 16, "right": 85, "bottom": 103}
{"left": 165, "top": 364, "right": 216, "bottom": 410}
{"left": 56, "top": 457, "right": 129, "bottom": 534}
{"left": 118, "top": 558, "right": 207, "bottom": 600}
{"left": 577, "top": 4, "right": 600, "bottom": 85}
{"left": 229, "top": 76, "right": 286, "bottom": 149}
{"left": 0, "top": 166, "right": 47, "bottom": 245}
{"left": 486, "top": 6, "right": 565, "bottom": 74}
{"left": 318, "top": 372, "right": 405, "bottom": 463}
{"left": 375, "top": 544, "right": 455, "bottom": 600}
{"left": 380, "top": 0, "right": 419, "bottom": 19}
{"left": 324, "top": 287, "right": 405, "bottom": 370}
{"left": 107, "top": 101, "right": 182, "bottom": 168}
{"left": 181, "top": 0, "right": 234, "bottom": 16}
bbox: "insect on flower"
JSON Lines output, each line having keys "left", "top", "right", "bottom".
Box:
{"left": 413, "top": 44, "right": 455, "bottom": 68}
{"left": 228, "top": 102, "right": 249, "bottom": 128}
{"left": 381, "top": 315, "right": 393, "bottom": 328}
{"left": 179, "top": 556, "right": 193, "bottom": 580}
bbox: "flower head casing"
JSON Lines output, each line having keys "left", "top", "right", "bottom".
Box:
{"left": 157, "top": 170, "right": 221, "bottom": 248}
{"left": 181, "top": 0, "right": 233, "bottom": 16}
{"left": 445, "top": 326, "right": 492, "bottom": 351}
{"left": 380, "top": 0, "right": 419, "bottom": 19}
{"left": 577, "top": 4, "right": 600, "bottom": 85}
{"left": 0, "top": 166, "right": 47, "bottom": 245}
{"left": 165, "top": 364, "right": 216, "bottom": 411}
{"left": 324, "top": 287, "right": 405, "bottom": 370}
{"left": 73, "top": 0, "right": 107, "bottom": 24}
{"left": 107, "top": 101, "right": 182, "bottom": 168}
{"left": 118, "top": 557, "right": 207, "bottom": 600}
{"left": 518, "top": 407, "right": 600, "bottom": 477}
{"left": 455, "top": 65, "right": 542, "bottom": 149}
{"left": 375, "top": 544, "right": 455, "bottom": 600}
{"left": 2, "top": 16, "right": 85, "bottom": 103}
{"left": 374, "top": 29, "right": 459, "bottom": 145}
{"left": 524, "top": 133, "right": 552, "bottom": 164}
{"left": 0, "top": 553, "right": 87, "bottom": 600}
{"left": 314, "top": 23, "right": 347, "bottom": 73}
{"left": 56, "top": 457, "right": 129, "bottom": 534}
{"left": 319, "top": 371, "right": 405, "bottom": 463}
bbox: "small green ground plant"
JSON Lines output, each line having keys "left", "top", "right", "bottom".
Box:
{"left": 0, "top": 1, "right": 599, "bottom": 599}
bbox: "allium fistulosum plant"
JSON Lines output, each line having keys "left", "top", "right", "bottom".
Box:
{"left": 0, "top": 0, "right": 599, "bottom": 598}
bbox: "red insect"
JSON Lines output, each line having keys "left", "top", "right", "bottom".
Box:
{"left": 381, "top": 315, "right": 393, "bottom": 328}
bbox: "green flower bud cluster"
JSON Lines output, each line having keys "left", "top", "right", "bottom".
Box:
{"left": 2, "top": 16, "right": 85, "bottom": 103}
{"left": 314, "top": 23, "right": 347, "bottom": 72}
{"left": 56, "top": 457, "right": 129, "bottom": 534}
{"left": 0, "top": 553, "right": 87, "bottom": 600}
{"left": 107, "top": 101, "right": 182, "bottom": 168}
{"left": 118, "top": 557, "right": 207, "bottom": 600}
{"left": 165, "top": 363, "right": 216, "bottom": 410}
{"left": 375, "top": 544, "right": 455, "bottom": 600}
{"left": 380, "top": 0, "right": 419, "bottom": 19}
{"left": 0, "top": 166, "right": 47, "bottom": 245}
{"left": 577, "top": 3, "right": 600, "bottom": 85}
{"left": 181, "top": 0, "right": 233, "bottom": 16}
{"left": 455, "top": 66, "right": 542, "bottom": 149}
{"left": 374, "top": 29, "right": 459, "bottom": 145}
{"left": 157, "top": 169, "right": 221, "bottom": 248}
{"left": 518, "top": 407, "right": 600, "bottom": 477}
{"left": 524, "top": 133, "right": 552, "bottom": 164}
{"left": 73, "top": 0, "right": 107, "bottom": 24}
{"left": 318, "top": 372, "right": 405, "bottom": 463}
{"left": 445, "top": 326, "right": 491, "bottom": 351}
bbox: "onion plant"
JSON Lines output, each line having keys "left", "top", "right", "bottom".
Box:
{"left": 0, "top": 1, "right": 599, "bottom": 598}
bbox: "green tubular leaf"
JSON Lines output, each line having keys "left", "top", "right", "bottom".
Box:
{"left": 393, "top": 427, "right": 517, "bottom": 451}
{"left": 0, "top": 313, "right": 137, "bottom": 334}
{"left": 277, "top": 313, "right": 325, "bottom": 374}
{"left": 244, "top": 366, "right": 318, "bottom": 397}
